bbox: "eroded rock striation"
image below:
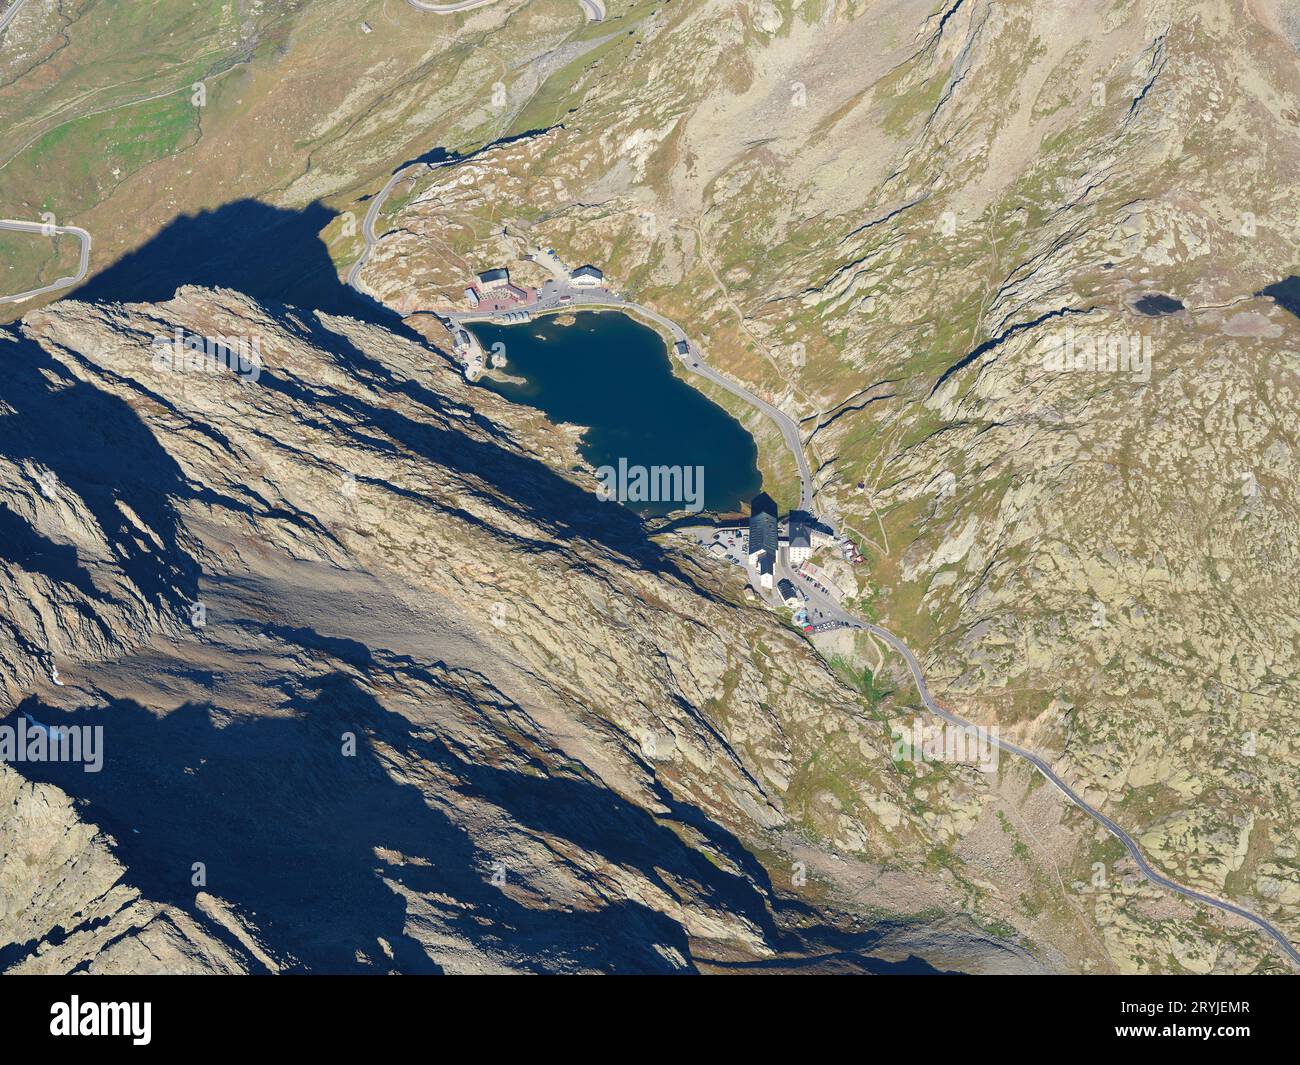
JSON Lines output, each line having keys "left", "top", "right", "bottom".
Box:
{"left": 1, "top": 288, "right": 1041, "bottom": 973}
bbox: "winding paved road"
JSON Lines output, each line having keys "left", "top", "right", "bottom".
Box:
{"left": 405, "top": 0, "right": 501, "bottom": 12}
{"left": 405, "top": 0, "right": 603, "bottom": 18}
{"left": 870, "top": 618, "right": 1300, "bottom": 969}
{"left": 411, "top": 255, "right": 1300, "bottom": 965}
{"left": 675, "top": 329, "right": 812, "bottom": 511}
{"left": 0, "top": 0, "right": 30, "bottom": 37}
{"left": 590, "top": 299, "right": 810, "bottom": 510}
{"left": 367, "top": 195, "right": 1299, "bottom": 967}
{"left": 20, "top": 0, "right": 1284, "bottom": 971}
{"left": 791, "top": 573, "right": 1300, "bottom": 969}
{"left": 0, "top": 218, "right": 92, "bottom": 305}
{"left": 346, "top": 0, "right": 609, "bottom": 290}
{"left": 347, "top": 163, "right": 433, "bottom": 294}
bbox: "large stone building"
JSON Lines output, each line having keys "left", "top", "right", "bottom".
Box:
{"left": 788, "top": 521, "right": 811, "bottom": 564}
{"left": 570, "top": 264, "right": 604, "bottom": 288}
{"left": 747, "top": 492, "right": 778, "bottom": 590}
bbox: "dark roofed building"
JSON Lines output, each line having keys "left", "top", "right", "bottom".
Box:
{"left": 748, "top": 492, "right": 778, "bottom": 554}
{"left": 777, "top": 578, "right": 799, "bottom": 606}
{"left": 809, "top": 519, "right": 835, "bottom": 546}
{"left": 790, "top": 508, "right": 834, "bottom": 549}
{"left": 748, "top": 492, "right": 778, "bottom": 589}
{"left": 571, "top": 264, "right": 604, "bottom": 287}
{"left": 787, "top": 510, "right": 811, "bottom": 563}
{"left": 789, "top": 524, "right": 811, "bottom": 563}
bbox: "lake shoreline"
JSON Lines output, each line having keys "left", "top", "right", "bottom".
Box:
{"left": 468, "top": 310, "right": 763, "bottom": 517}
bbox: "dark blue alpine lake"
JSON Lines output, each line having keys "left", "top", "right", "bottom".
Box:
{"left": 471, "top": 311, "right": 762, "bottom": 516}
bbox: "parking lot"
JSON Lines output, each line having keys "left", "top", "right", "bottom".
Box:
{"left": 683, "top": 526, "right": 749, "bottom": 567}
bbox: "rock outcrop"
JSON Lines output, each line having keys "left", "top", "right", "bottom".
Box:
{"left": 353, "top": 0, "right": 1300, "bottom": 973}
{"left": 1, "top": 288, "right": 1035, "bottom": 973}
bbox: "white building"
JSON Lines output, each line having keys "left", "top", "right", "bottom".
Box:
{"left": 789, "top": 524, "right": 811, "bottom": 564}
{"left": 478, "top": 268, "right": 510, "bottom": 290}
{"left": 810, "top": 522, "right": 835, "bottom": 549}
{"left": 570, "top": 264, "right": 603, "bottom": 287}
{"left": 451, "top": 327, "right": 484, "bottom": 381}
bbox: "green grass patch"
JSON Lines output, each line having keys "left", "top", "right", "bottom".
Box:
{"left": 10, "top": 90, "right": 200, "bottom": 215}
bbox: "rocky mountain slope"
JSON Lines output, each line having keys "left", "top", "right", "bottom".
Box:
{"left": 349, "top": 0, "right": 1300, "bottom": 971}
{"left": 0, "top": 0, "right": 609, "bottom": 319}
{"left": 2, "top": 286, "right": 1054, "bottom": 973}
{"left": 4, "top": 0, "right": 1298, "bottom": 975}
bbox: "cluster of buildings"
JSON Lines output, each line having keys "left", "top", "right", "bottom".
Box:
{"left": 743, "top": 493, "right": 836, "bottom": 591}
{"left": 838, "top": 537, "right": 866, "bottom": 565}
{"left": 439, "top": 257, "right": 613, "bottom": 381}
{"left": 691, "top": 494, "right": 842, "bottom": 631}
{"left": 524, "top": 246, "right": 603, "bottom": 288}
{"left": 461, "top": 262, "right": 606, "bottom": 319}
{"left": 465, "top": 267, "right": 533, "bottom": 312}
{"left": 727, "top": 492, "right": 844, "bottom": 633}
{"left": 449, "top": 325, "right": 486, "bottom": 381}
